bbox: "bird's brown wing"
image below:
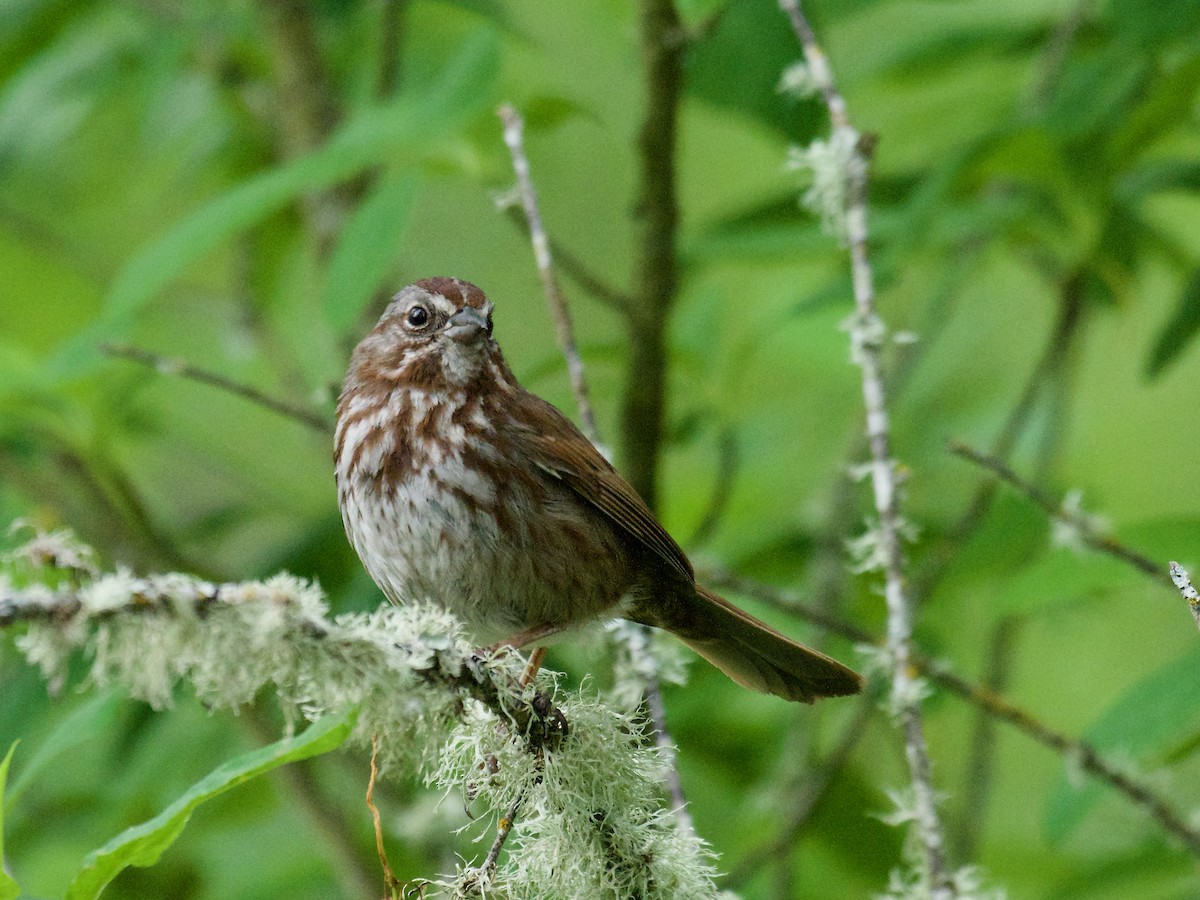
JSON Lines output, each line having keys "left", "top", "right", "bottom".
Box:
{"left": 509, "top": 390, "right": 694, "bottom": 583}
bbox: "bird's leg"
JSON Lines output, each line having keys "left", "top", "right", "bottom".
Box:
{"left": 486, "top": 621, "right": 562, "bottom": 687}
{"left": 519, "top": 647, "right": 547, "bottom": 688}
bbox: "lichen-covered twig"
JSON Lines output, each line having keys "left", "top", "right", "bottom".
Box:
{"left": 1170, "top": 562, "right": 1200, "bottom": 634}
{"left": 778, "top": 1, "right": 952, "bottom": 891}
{"left": 1, "top": 527, "right": 719, "bottom": 897}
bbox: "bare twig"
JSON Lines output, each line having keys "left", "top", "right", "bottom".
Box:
{"left": 642, "top": 664, "right": 692, "bottom": 833}
{"left": 483, "top": 790, "right": 526, "bottom": 878}
{"left": 911, "top": 278, "right": 1087, "bottom": 605}
{"left": 931, "top": 664, "right": 1200, "bottom": 857}
{"left": 1170, "top": 562, "right": 1200, "bottom": 633}
{"left": 102, "top": 343, "right": 333, "bottom": 434}
{"left": 779, "top": 1, "right": 951, "bottom": 890}
{"left": 376, "top": 0, "right": 408, "bottom": 99}
{"left": 947, "top": 441, "right": 1163, "bottom": 580}
{"left": 687, "top": 427, "right": 739, "bottom": 547}
{"left": 955, "top": 616, "right": 1020, "bottom": 862}
{"left": 1030, "top": 0, "right": 1095, "bottom": 111}
{"left": 497, "top": 105, "right": 599, "bottom": 443}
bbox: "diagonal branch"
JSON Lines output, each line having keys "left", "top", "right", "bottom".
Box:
{"left": 102, "top": 343, "right": 333, "bottom": 434}
{"left": 703, "top": 566, "right": 1200, "bottom": 857}
{"left": 497, "top": 105, "right": 599, "bottom": 443}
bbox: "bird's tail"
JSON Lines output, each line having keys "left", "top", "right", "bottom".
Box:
{"left": 664, "top": 586, "right": 863, "bottom": 703}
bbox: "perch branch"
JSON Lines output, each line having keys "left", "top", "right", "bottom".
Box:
{"left": 501, "top": 207, "right": 634, "bottom": 314}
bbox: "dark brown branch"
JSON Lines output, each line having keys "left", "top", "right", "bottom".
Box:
{"left": 103, "top": 343, "right": 333, "bottom": 434}
{"left": 687, "top": 427, "right": 738, "bottom": 548}
{"left": 376, "top": 0, "right": 408, "bottom": 99}
{"left": 954, "top": 616, "right": 1020, "bottom": 862}
{"left": 704, "top": 568, "right": 1200, "bottom": 857}
{"left": 622, "top": 0, "right": 686, "bottom": 512}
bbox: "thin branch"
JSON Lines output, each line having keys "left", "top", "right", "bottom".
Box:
{"left": 497, "top": 103, "right": 690, "bottom": 831}
{"left": 642, "top": 671, "right": 692, "bottom": 834}
{"left": 376, "top": 0, "right": 409, "bottom": 99}
{"left": 501, "top": 206, "right": 634, "bottom": 314}
{"left": 687, "top": 427, "right": 738, "bottom": 548}
{"left": 103, "top": 343, "right": 333, "bottom": 434}
{"left": 704, "top": 568, "right": 1200, "bottom": 857}
{"left": 497, "top": 104, "right": 599, "bottom": 443}
{"left": 1169, "top": 562, "right": 1200, "bottom": 634}
{"left": 1029, "top": 0, "right": 1094, "bottom": 111}
{"left": 258, "top": 0, "right": 346, "bottom": 252}
{"left": 623, "top": 0, "right": 686, "bottom": 511}
{"left": 482, "top": 790, "right": 526, "bottom": 878}
{"left": 955, "top": 616, "right": 1020, "bottom": 863}
{"left": 947, "top": 441, "right": 1163, "bottom": 580}
{"left": 779, "top": 1, "right": 951, "bottom": 890}
{"left": 930, "top": 664, "right": 1200, "bottom": 857}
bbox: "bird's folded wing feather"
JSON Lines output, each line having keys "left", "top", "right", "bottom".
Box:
{"left": 510, "top": 392, "right": 694, "bottom": 583}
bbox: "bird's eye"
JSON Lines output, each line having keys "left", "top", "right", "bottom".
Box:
{"left": 485, "top": 312, "right": 494, "bottom": 335}
{"left": 406, "top": 305, "right": 430, "bottom": 329}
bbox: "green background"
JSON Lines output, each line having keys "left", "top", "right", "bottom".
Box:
{"left": 2, "top": 0, "right": 1200, "bottom": 896}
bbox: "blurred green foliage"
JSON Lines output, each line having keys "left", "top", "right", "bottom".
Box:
{"left": 1, "top": 0, "right": 1200, "bottom": 897}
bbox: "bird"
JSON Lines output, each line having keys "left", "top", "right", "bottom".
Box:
{"left": 335, "top": 277, "right": 862, "bottom": 702}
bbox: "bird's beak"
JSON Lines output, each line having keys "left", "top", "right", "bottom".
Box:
{"left": 446, "top": 307, "right": 489, "bottom": 344}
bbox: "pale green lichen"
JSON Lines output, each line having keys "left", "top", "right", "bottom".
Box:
{"left": 2, "top": 527, "right": 721, "bottom": 898}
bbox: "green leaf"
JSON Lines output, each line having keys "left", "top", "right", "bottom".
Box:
{"left": 7, "top": 691, "right": 123, "bottom": 808}
{"left": 63, "top": 708, "right": 357, "bottom": 900}
{"left": 46, "top": 27, "right": 499, "bottom": 381}
{"left": 0, "top": 742, "right": 21, "bottom": 900}
{"left": 321, "top": 172, "right": 419, "bottom": 333}
{"left": 1044, "top": 652, "right": 1200, "bottom": 844}
{"left": 1146, "top": 268, "right": 1200, "bottom": 379}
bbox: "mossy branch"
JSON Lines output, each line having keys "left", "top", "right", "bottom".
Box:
{"left": 0, "top": 527, "right": 718, "bottom": 899}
